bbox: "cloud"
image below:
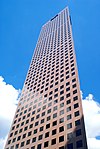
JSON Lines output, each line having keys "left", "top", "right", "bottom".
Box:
{"left": 82, "top": 93, "right": 100, "bottom": 149}
{"left": 0, "top": 76, "right": 20, "bottom": 148}
{"left": 0, "top": 136, "right": 8, "bottom": 149}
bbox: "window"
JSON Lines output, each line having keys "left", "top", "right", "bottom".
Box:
{"left": 67, "top": 106, "right": 71, "bottom": 112}
{"left": 73, "top": 89, "right": 77, "bottom": 94}
{"left": 46, "top": 123, "right": 50, "bottom": 129}
{"left": 67, "top": 132, "right": 73, "bottom": 140}
{"left": 37, "top": 144, "right": 41, "bottom": 149}
{"left": 38, "top": 135, "right": 43, "bottom": 140}
{"left": 76, "top": 140, "right": 83, "bottom": 148}
{"left": 75, "top": 119, "right": 80, "bottom": 126}
{"left": 21, "top": 141, "right": 24, "bottom": 147}
{"left": 53, "top": 120, "right": 57, "bottom": 126}
{"left": 74, "top": 103, "right": 79, "bottom": 109}
{"left": 41, "top": 119, "right": 44, "bottom": 124}
{"left": 51, "top": 138, "right": 56, "bottom": 145}
{"left": 60, "top": 90, "right": 64, "bottom": 95}
{"left": 67, "top": 99, "right": 71, "bottom": 105}
{"left": 59, "top": 126, "right": 64, "bottom": 132}
{"left": 28, "top": 131, "right": 32, "bottom": 136}
{"left": 34, "top": 129, "right": 37, "bottom": 134}
{"left": 44, "top": 141, "right": 49, "bottom": 147}
{"left": 53, "top": 113, "right": 57, "bottom": 118}
{"left": 59, "top": 146, "right": 64, "bottom": 149}
{"left": 32, "top": 137, "right": 36, "bottom": 143}
{"left": 59, "top": 136, "right": 64, "bottom": 142}
{"left": 76, "top": 129, "right": 81, "bottom": 136}
{"left": 66, "top": 93, "right": 70, "bottom": 98}
{"left": 60, "top": 110, "right": 64, "bottom": 115}
{"left": 60, "top": 96, "right": 64, "bottom": 101}
{"left": 74, "top": 111, "right": 80, "bottom": 117}
{"left": 67, "top": 143, "right": 73, "bottom": 149}
{"left": 72, "top": 78, "right": 76, "bottom": 83}
{"left": 59, "top": 117, "right": 64, "bottom": 123}
{"left": 17, "top": 136, "right": 21, "bottom": 141}
{"left": 67, "top": 114, "right": 72, "bottom": 120}
{"left": 47, "top": 116, "right": 51, "bottom": 121}
{"left": 53, "top": 106, "right": 57, "bottom": 111}
{"left": 16, "top": 144, "right": 19, "bottom": 149}
{"left": 45, "top": 132, "right": 49, "bottom": 138}
{"left": 67, "top": 123, "right": 72, "bottom": 129}
{"left": 47, "top": 109, "right": 51, "bottom": 114}
{"left": 26, "top": 139, "right": 30, "bottom": 145}
{"left": 73, "top": 96, "right": 78, "bottom": 101}
{"left": 23, "top": 134, "right": 26, "bottom": 139}
{"left": 40, "top": 126, "right": 44, "bottom": 131}
{"left": 52, "top": 129, "right": 56, "bottom": 135}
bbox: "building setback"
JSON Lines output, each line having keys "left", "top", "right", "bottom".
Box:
{"left": 5, "top": 7, "right": 88, "bottom": 149}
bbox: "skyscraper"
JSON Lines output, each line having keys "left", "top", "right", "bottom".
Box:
{"left": 5, "top": 7, "right": 88, "bottom": 149}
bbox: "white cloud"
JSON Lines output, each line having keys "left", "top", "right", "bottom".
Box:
{"left": 0, "top": 76, "right": 20, "bottom": 148}
{"left": 82, "top": 93, "right": 100, "bottom": 149}
{"left": 0, "top": 136, "right": 8, "bottom": 149}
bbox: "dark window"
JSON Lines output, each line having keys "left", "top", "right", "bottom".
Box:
{"left": 20, "top": 142, "right": 24, "bottom": 147}
{"left": 59, "top": 126, "right": 64, "bottom": 132}
{"left": 60, "top": 96, "right": 64, "bottom": 101}
{"left": 37, "top": 144, "right": 41, "bottom": 149}
{"left": 23, "top": 134, "right": 26, "bottom": 139}
{"left": 34, "top": 129, "right": 37, "bottom": 134}
{"left": 73, "top": 96, "right": 78, "bottom": 101}
{"left": 76, "top": 140, "right": 83, "bottom": 148}
{"left": 67, "top": 143, "right": 73, "bottom": 149}
{"left": 38, "top": 135, "right": 43, "bottom": 140}
{"left": 76, "top": 129, "right": 82, "bottom": 136}
{"left": 44, "top": 141, "right": 49, "bottom": 147}
{"left": 59, "top": 146, "right": 64, "bottom": 149}
{"left": 46, "top": 123, "right": 50, "bottom": 129}
{"left": 59, "top": 136, "right": 64, "bottom": 142}
{"left": 53, "top": 120, "right": 57, "bottom": 126}
{"left": 73, "top": 89, "right": 77, "bottom": 94}
{"left": 72, "top": 78, "right": 76, "bottom": 83}
{"left": 17, "top": 136, "right": 21, "bottom": 141}
{"left": 26, "top": 139, "right": 30, "bottom": 145}
{"left": 67, "top": 99, "right": 71, "bottom": 105}
{"left": 45, "top": 132, "right": 49, "bottom": 138}
{"left": 28, "top": 131, "right": 32, "bottom": 136}
{"left": 32, "top": 137, "right": 36, "bottom": 143}
{"left": 52, "top": 129, "right": 56, "bottom": 135}
{"left": 74, "top": 103, "right": 79, "bottom": 109}
{"left": 74, "top": 111, "right": 80, "bottom": 117}
{"left": 75, "top": 119, "right": 81, "bottom": 126}
{"left": 40, "top": 126, "right": 44, "bottom": 131}
{"left": 41, "top": 119, "right": 44, "bottom": 124}
{"left": 66, "top": 93, "right": 70, "bottom": 98}
{"left": 51, "top": 138, "right": 56, "bottom": 145}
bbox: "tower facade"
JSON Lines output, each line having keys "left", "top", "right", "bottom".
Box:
{"left": 5, "top": 7, "right": 88, "bottom": 149}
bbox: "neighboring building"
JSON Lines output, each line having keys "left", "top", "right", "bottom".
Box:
{"left": 5, "top": 7, "right": 88, "bottom": 149}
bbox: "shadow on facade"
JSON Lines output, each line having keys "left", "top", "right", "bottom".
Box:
{"left": 64, "top": 115, "right": 88, "bottom": 149}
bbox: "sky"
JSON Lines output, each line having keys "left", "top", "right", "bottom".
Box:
{"left": 0, "top": 0, "right": 100, "bottom": 149}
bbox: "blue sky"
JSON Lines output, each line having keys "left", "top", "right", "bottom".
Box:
{"left": 0, "top": 0, "right": 100, "bottom": 101}
{"left": 0, "top": 0, "right": 100, "bottom": 148}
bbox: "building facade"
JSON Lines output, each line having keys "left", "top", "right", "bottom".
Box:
{"left": 5, "top": 7, "right": 88, "bottom": 149}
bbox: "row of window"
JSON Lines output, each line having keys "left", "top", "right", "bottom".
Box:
{"left": 7, "top": 138, "right": 83, "bottom": 149}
